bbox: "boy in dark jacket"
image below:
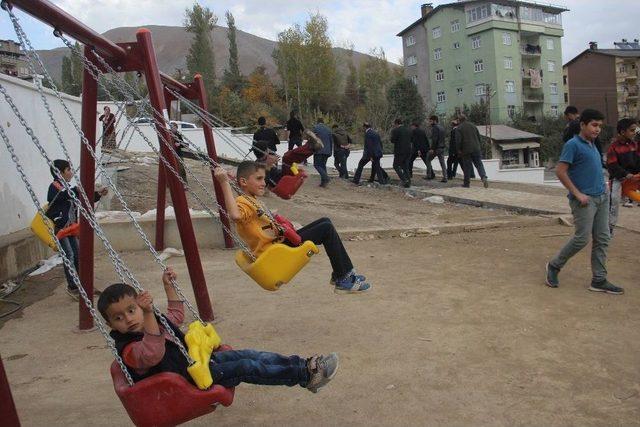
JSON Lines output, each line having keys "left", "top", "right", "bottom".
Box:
{"left": 390, "top": 118, "right": 412, "bottom": 188}
{"left": 98, "top": 268, "right": 338, "bottom": 392}
{"left": 427, "top": 115, "right": 448, "bottom": 182}
{"left": 352, "top": 122, "right": 387, "bottom": 185}
{"left": 47, "top": 159, "right": 107, "bottom": 298}
{"left": 409, "top": 122, "right": 430, "bottom": 179}
{"left": 332, "top": 125, "right": 352, "bottom": 179}
{"left": 607, "top": 118, "right": 640, "bottom": 234}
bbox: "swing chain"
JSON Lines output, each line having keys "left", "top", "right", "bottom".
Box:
{"left": 0, "top": 122, "right": 136, "bottom": 387}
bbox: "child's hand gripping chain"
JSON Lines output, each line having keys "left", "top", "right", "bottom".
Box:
{"left": 185, "top": 321, "right": 222, "bottom": 390}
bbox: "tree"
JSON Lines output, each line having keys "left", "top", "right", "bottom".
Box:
{"left": 386, "top": 77, "right": 426, "bottom": 126}
{"left": 358, "top": 47, "right": 393, "bottom": 131}
{"left": 222, "top": 11, "right": 244, "bottom": 92}
{"left": 184, "top": 3, "right": 217, "bottom": 105}
{"left": 273, "top": 25, "right": 304, "bottom": 114}
{"left": 338, "top": 48, "right": 360, "bottom": 126}
{"left": 60, "top": 42, "right": 83, "bottom": 96}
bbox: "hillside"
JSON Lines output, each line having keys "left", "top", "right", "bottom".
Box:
{"left": 36, "top": 24, "right": 400, "bottom": 84}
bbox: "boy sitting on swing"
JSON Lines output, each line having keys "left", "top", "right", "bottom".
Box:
{"left": 98, "top": 267, "right": 338, "bottom": 392}
{"left": 214, "top": 161, "right": 371, "bottom": 293}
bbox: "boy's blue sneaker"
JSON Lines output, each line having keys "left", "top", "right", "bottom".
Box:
{"left": 334, "top": 274, "right": 370, "bottom": 294}
{"left": 545, "top": 263, "right": 560, "bottom": 288}
{"left": 306, "top": 353, "right": 339, "bottom": 393}
{"left": 589, "top": 280, "right": 624, "bottom": 295}
{"left": 330, "top": 271, "right": 366, "bottom": 286}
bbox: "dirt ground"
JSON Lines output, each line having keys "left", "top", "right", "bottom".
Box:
{"left": 1, "top": 157, "right": 640, "bottom": 426}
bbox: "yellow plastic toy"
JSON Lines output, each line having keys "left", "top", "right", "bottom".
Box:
{"left": 235, "top": 241, "right": 319, "bottom": 291}
{"left": 185, "top": 321, "right": 222, "bottom": 390}
{"left": 30, "top": 205, "right": 58, "bottom": 251}
{"left": 290, "top": 162, "right": 299, "bottom": 175}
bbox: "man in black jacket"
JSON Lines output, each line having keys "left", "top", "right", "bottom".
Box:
{"left": 446, "top": 118, "right": 460, "bottom": 179}
{"left": 427, "top": 115, "right": 448, "bottom": 182}
{"left": 409, "top": 122, "right": 430, "bottom": 179}
{"left": 252, "top": 116, "right": 280, "bottom": 159}
{"left": 390, "top": 118, "right": 413, "bottom": 188}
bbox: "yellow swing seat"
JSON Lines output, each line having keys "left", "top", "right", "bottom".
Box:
{"left": 235, "top": 241, "right": 319, "bottom": 291}
{"left": 30, "top": 205, "right": 58, "bottom": 251}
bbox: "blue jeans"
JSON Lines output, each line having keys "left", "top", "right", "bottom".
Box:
{"left": 59, "top": 236, "right": 79, "bottom": 290}
{"left": 313, "top": 153, "right": 330, "bottom": 184}
{"left": 209, "top": 349, "right": 309, "bottom": 388}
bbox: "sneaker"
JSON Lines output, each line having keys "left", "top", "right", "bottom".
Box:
{"left": 304, "top": 130, "right": 324, "bottom": 152}
{"left": 482, "top": 177, "right": 489, "bottom": 188}
{"left": 334, "top": 275, "right": 371, "bottom": 294}
{"left": 66, "top": 286, "right": 80, "bottom": 301}
{"left": 588, "top": 280, "right": 624, "bottom": 295}
{"left": 306, "top": 353, "right": 339, "bottom": 393}
{"left": 545, "top": 263, "right": 560, "bottom": 288}
{"left": 623, "top": 201, "right": 634, "bottom": 208}
{"left": 403, "top": 180, "right": 411, "bottom": 188}
{"left": 330, "top": 271, "right": 366, "bottom": 286}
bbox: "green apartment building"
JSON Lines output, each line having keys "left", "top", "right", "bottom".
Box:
{"left": 398, "top": 1, "right": 568, "bottom": 122}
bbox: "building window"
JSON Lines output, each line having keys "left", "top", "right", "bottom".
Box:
{"left": 435, "top": 69, "right": 445, "bottom": 81}
{"left": 563, "top": 75, "right": 568, "bottom": 85}
{"left": 507, "top": 105, "right": 516, "bottom": 118}
{"left": 405, "top": 35, "right": 416, "bottom": 46}
{"left": 475, "top": 84, "right": 486, "bottom": 96}
{"left": 551, "top": 105, "right": 559, "bottom": 117}
{"left": 474, "top": 59, "right": 484, "bottom": 73}
{"left": 457, "top": 87, "right": 463, "bottom": 96}
{"left": 434, "top": 48, "right": 442, "bottom": 60}
{"left": 455, "top": 64, "right": 462, "bottom": 72}
{"left": 407, "top": 55, "right": 417, "bottom": 66}
{"left": 548, "top": 60, "right": 555, "bottom": 72}
{"left": 467, "top": 4, "right": 490, "bottom": 23}
{"left": 504, "top": 57, "right": 513, "bottom": 69}
{"left": 472, "top": 36, "right": 482, "bottom": 49}
{"left": 546, "top": 38, "right": 554, "bottom": 50}
{"left": 564, "top": 93, "right": 569, "bottom": 103}
{"left": 503, "top": 32, "right": 512, "bottom": 46}
{"left": 550, "top": 83, "right": 558, "bottom": 94}
{"left": 437, "top": 91, "right": 446, "bottom": 103}
{"left": 451, "top": 19, "right": 461, "bottom": 32}
{"left": 410, "top": 75, "right": 418, "bottom": 85}
{"left": 453, "top": 41, "right": 461, "bottom": 49}
{"left": 505, "top": 80, "right": 515, "bottom": 93}
{"left": 433, "top": 27, "right": 442, "bottom": 39}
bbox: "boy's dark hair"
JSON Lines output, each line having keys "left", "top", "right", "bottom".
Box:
{"left": 617, "top": 118, "right": 637, "bottom": 134}
{"left": 332, "top": 124, "right": 339, "bottom": 129}
{"left": 579, "top": 109, "right": 605, "bottom": 125}
{"left": 411, "top": 122, "right": 420, "bottom": 127}
{"left": 363, "top": 122, "right": 371, "bottom": 129}
{"left": 97, "top": 283, "right": 137, "bottom": 320}
{"left": 394, "top": 118, "right": 403, "bottom": 125}
{"left": 564, "top": 106, "right": 578, "bottom": 116}
{"left": 429, "top": 115, "right": 439, "bottom": 123}
{"left": 50, "top": 159, "right": 70, "bottom": 179}
{"left": 317, "top": 117, "right": 324, "bottom": 123}
{"left": 237, "top": 161, "right": 266, "bottom": 182}
{"left": 258, "top": 116, "right": 266, "bottom": 126}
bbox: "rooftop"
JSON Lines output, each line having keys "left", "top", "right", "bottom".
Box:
{"left": 477, "top": 125, "right": 542, "bottom": 141}
{"left": 397, "top": 0, "right": 568, "bottom": 36}
{"left": 564, "top": 48, "right": 640, "bottom": 67}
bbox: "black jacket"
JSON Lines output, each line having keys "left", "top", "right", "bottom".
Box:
{"left": 411, "top": 127, "right": 429, "bottom": 153}
{"left": 252, "top": 127, "right": 280, "bottom": 158}
{"left": 390, "top": 125, "right": 412, "bottom": 155}
{"left": 46, "top": 180, "right": 102, "bottom": 232}
{"left": 111, "top": 315, "right": 191, "bottom": 383}
{"left": 430, "top": 124, "right": 446, "bottom": 150}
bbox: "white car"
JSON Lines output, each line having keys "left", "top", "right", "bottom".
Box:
{"left": 170, "top": 120, "right": 197, "bottom": 129}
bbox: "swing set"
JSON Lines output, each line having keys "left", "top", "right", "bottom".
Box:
{"left": 1, "top": 0, "right": 320, "bottom": 425}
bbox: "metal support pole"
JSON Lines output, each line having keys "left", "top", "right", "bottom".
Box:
{"left": 193, "top": 74, "right": 234, "bottom": 248}
{"left": 0, "top": 355, "right": 20, "bottom": 427}
{"left": 78, "top": 46, "right": 98, "bottom": 330}
{"left": 136, "top": 29, "right": 214, "bottom": 321}
{"left": 154, "top": 91, "right": 174, "bottom": 251}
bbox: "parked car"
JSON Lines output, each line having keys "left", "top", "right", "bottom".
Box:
{"left": 170, "top": 120, "right": 197, "bottom": 129}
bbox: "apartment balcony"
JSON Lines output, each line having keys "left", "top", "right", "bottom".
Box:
{"left": 521, "top": 44, "right": 542, "bottom": 56}
{"left": 523, "top": 95, "right": 544, "bottom": 103}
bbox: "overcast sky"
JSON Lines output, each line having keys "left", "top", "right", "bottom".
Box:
{"left": 1, "top": 0, "right": 638, "bottom": 65}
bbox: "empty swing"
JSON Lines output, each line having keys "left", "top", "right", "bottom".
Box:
{"left": 271, "top": 162, "right": 308, "bottom": 200}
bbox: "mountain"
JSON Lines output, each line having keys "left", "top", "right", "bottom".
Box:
{"left": 36, "top": 25, "right": 400, "bottom": 85}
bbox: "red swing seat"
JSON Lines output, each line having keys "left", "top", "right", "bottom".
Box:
{"left": 271, "top": 169, "right": 307, "bottom": 200}
{"left": 110, "top": 345, "right": 235, "bottom": 427}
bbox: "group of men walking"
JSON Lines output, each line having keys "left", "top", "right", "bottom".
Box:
{"left": 253, "top": 111, "right": 491, "bottom": 190}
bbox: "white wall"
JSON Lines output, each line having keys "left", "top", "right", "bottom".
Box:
{"left": 0, "top": 73, "right": 89, "bottom": 236}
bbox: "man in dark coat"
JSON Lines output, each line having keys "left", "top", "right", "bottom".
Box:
{"left": 252, "top": 116, "right": 280, "bottom": 159}
{"left": 455, "top": 114, "right": 488, "bottom": 188}
{"left": 409, "top": 122, "right": 430, "bottom": 179}
{"left": 332, "top": 124, "right": 352, "bottom": 179}
{"left": 446, "top": 118, "right": 460, "bottom": 179}
{"left": 352, "top": 122, "right": 387, "bottom": 185}
{"left": 390, "top": 118, "right": 413, "bottom": 187}
{"left": 427, "top": 115, "right": 448, "bottom": 182}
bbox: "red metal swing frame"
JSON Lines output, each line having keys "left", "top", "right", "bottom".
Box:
{"left": 6, "top": 0, "right": 234, "bottom": 329}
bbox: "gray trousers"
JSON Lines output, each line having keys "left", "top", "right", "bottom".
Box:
{"left": 550, "top": 193, "right": 610, "bottom": 282}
